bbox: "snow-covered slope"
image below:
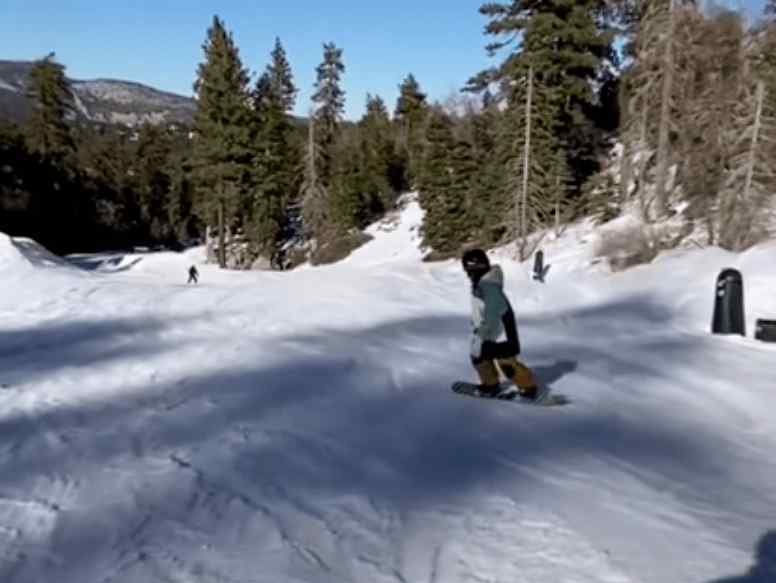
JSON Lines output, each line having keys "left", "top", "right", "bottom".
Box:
{"left": 0, "top": 202, "right": 775, "bottom": 583}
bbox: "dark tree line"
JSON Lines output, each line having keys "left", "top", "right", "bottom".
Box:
{"left": 0, "top": 54, "right": 198, "bottom": 254}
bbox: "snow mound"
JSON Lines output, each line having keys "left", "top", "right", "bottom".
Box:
{"left": 128, "top": 250, "right": 201, "bottom": 278}
{"left": 0, "top": 232, "right": 79, "bottom": 274}
{"left": 66, "top": 252, "right": 145, "bottom": 273}
{"left": 68, "top": 246, "right": 207, "bottom": 276}
{"left": 0, "top": 232, "right": 31, "bottom": 273}
{"left": 344, "top": 193, "right": 424, "bottom": 266}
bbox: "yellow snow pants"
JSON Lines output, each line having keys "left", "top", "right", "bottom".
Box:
{"left": 474, "top": 357, "right": 536, "bottom": 389}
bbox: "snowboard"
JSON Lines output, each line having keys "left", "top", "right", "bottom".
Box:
{"left": 451, "top": 381, "right": 570, "bottom": 407}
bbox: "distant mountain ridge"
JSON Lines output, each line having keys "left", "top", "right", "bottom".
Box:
{"left": 0, "top": 60, "right": 196, "bottom": 127}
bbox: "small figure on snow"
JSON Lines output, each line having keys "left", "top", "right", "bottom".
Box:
{"left": 462, "top": 249, "right": 539, "bottom": 399}
{"left": 187, "top": 265, "right": 199, "bottom": 284}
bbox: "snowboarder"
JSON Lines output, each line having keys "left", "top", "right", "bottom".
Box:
{"left": 187, "top": 265, "right": 199, "bottom": 284}
{"left": 462, "top": 248, "right": 539, "bottom": 399}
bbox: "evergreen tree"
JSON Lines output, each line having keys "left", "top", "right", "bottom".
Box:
{"left": 466, "top": 101, "right": 507, "bottom": 245}
{"left": 250, "top": 47, "right": 298, "bottom": 258}
{"left": 300, "top": 116, "right": 328, "bottom": 241}
{"left": 500, "top": 66, "right": 570, "bottom": 259}
{"left": 165, "top": 145, "right": 198, "bottom": 246}
{"left": 329, "top": 127, "right": 365, "bottom": 230}
{"left": 394, "top": 74, "right": 429, "bottom": 186}
{"left": 0, "top": 123, "right": 35, "bottom": 237}
{"left": 81, "top": 125, "right": 141, "bottom": 246}
{"left": 311, "top": 42, "right": 345, "bottom": 183}
{"left": 133, "top": 124, "right": 174, "bottom": 243}
{"left": 302, "top": 43, "right": 345, "bottom": 242}
{"left": 470, "top": 1, "right": 618, "bottom": 195}
{"left": 22, "top": 53, "right": 82, "bottom": 250}
{"left": 25, "top": 53, "right": 75, "bottom": 168}
{"left": 329, "top": 94, "right": 398, "bottom": 232}
{"left": 417, "top": 110, "right": 469, "bottom": 256}
{"left": 267, "top": 38, "right": 297, "bottom": 112}
{"left": 192, "top": 15, "right": 255, "bottom": 267}
{"left": 359, "top": 94, "right": 397, "bottom": 213}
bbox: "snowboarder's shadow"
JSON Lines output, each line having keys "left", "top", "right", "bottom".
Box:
{"left": 708, "top": 531, "right": 776, "bottom": 583}
{"left": 532, "top": 359, "right": 577, "bottom": 387}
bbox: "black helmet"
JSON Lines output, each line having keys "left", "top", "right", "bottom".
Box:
{"left": 462, "top": 248, "right": 490, "bottom": 278}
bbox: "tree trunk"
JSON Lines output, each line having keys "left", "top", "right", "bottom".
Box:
{"left": 205, "top": 225, "right": 215, "bottom": 263}
{"left": 654, "top": 0, "right": 676, "bottom": 217}
{"left": 619, "top": 140, "right": 632, "bottom": 204}
{"left": 518, "top": 64, "right": 534, "bottom": 261}
{"left": 308, "top": 117, "right": 317, "bottom": 186}
{"left": 218, "top": 196, "right": 226, "bottom": 269}
{"left": 735, "top": 80, "right": 765, "bottom": 249}
{"left": 742, "top": 81, "right": 764, "bottom": 211}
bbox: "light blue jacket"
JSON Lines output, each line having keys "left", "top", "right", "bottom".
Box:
{"left": 470, "top": 265, "right": 509, "bottom": 356}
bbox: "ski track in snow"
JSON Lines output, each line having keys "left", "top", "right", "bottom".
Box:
{"left": 1, "top": 206, "right": 775, "bottom": 583}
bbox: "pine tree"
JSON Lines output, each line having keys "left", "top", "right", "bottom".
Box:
{"left": 329, "top": 127, "right": 365, "bottom": 230}
{"left": 311, "top": 42, "right": 345, "bottom": 184}
{"left": 165, "top": 145, "right": 198, "bottom": 245}
{"left": 300, "top": 116, "right": 328, "bottom": 241}
{"left": 471, "top": 0, "right": 617, "bottom": 196}
{"left": 250, "top": 40, "right": 299, "bottom": 261}
{"left": 358, "top": 94, "right": 396, "bottom": 215}
{"left": 302, "top": 43, "right": 345, "bottom": 242}
{"left": 192, "top": 15, "right": 255, "bottom": 268}
{"left": 417, "top": 110, "right": 470, "bottom": 256}
{"left": 394, "top": 74, "right": 428, "bottom": 186}
{"left": 133, "top": 124, "right": 174, "bottom": 243}
{"left": 267, "top": 38, "right": 297, "bottom": 113}
{"left": 25, "top": 53, "right": 75, "bottom": 168}
{"left": 23, "top": 53, "right": 82, "bottom": 250}
{"left": 500, "top": 66, "right": 570, "bottom": 259}
{"left": 466, "top": 100, "right": 507, "bottom": 245}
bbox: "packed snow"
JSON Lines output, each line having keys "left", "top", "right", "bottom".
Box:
{"left": 0, "top": 198, "right": 774, "bottom": 583}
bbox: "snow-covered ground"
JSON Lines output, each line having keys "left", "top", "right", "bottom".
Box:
{"left": 0, "top": 197, "right": 774, "bottom": 583}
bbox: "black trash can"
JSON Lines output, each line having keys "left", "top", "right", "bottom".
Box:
{"left": 533, "top": 250, "right": 545, "bottom": 283}
{"left": 755, "top": 319, "right": 776, "bottom": 343}
{"left": 712, "top": 268, "right": 745, "bottom": 336}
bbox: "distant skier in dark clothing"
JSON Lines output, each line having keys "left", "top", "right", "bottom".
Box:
{"left": 187, "top": 265, "right": 199, "bottom": 284}
{"left": 462, "top": 248, "right": 539, "bottom": 399}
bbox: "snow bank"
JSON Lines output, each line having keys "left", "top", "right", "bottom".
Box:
{"left": 0, "top": 232, "right": 81, "bottom": 275}
{"left": 0, "top": 232, "right": 32, "bottom": 273}
{"left": 343, "top": 193, "right": 425, "bottom": 266}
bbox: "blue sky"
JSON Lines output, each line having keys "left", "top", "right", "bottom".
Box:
{"left": 0, "top": 0, "right": 768, "bottom": 120}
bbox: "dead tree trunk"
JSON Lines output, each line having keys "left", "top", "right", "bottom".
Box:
{"left": 517, "top": 64, "right": 534, "bottom": 261}
{"left": 654, "top": 0, "right": 676, "bottom": 217}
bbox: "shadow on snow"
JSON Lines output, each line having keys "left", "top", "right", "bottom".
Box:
{"left": 0, "top": 295, "right": 765, "bottom": 581}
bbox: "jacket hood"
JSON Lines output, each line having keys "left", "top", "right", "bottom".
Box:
{"left": 479, "top": 264, "right": 503, "bottom": 288}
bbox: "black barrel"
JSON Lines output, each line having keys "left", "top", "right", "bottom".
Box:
{"left": 755, "top": 319, "right": 776, "bottom": 343}
{"left": 711, "top": 269, "right": 745, "bottom": 336}
{"left": 533, "top": 250, "right": 545, "bottom": 282}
